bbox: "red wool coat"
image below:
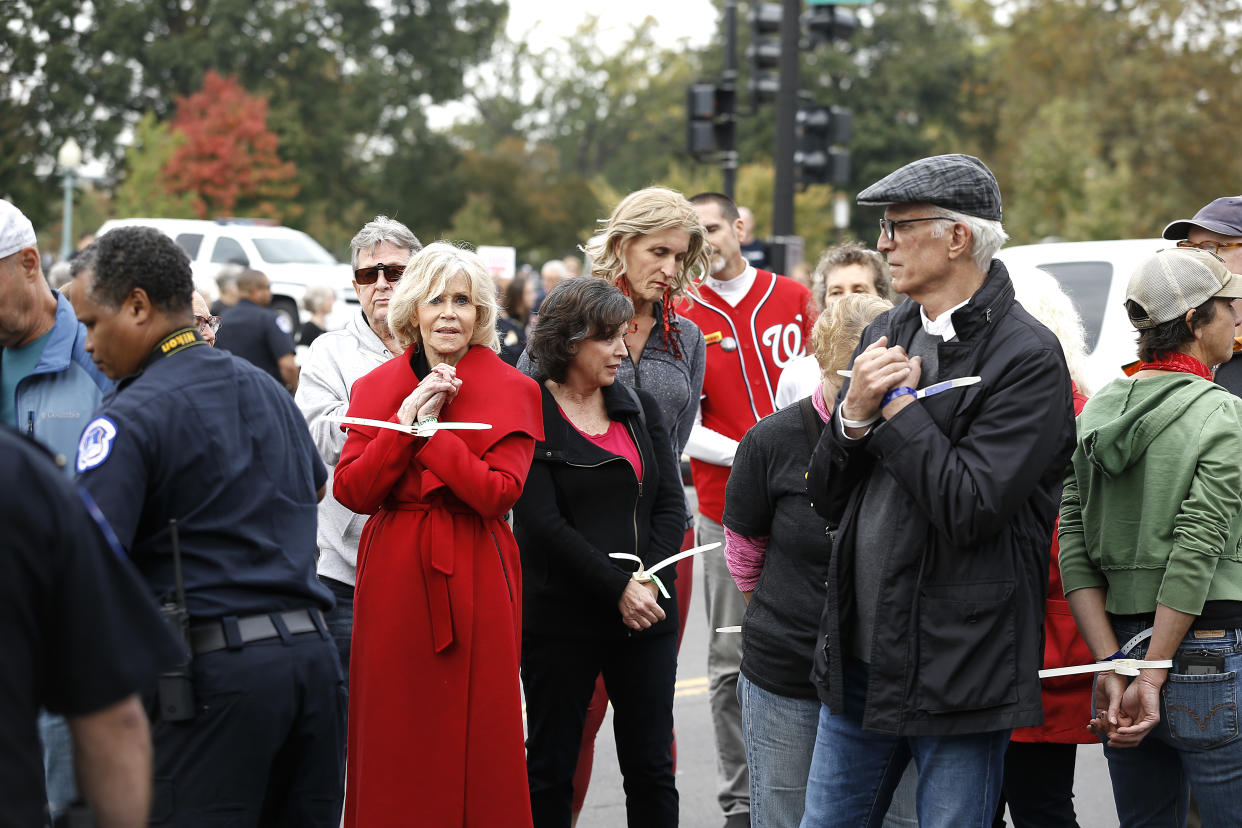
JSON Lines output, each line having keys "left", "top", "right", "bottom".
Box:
{"left": 1012, "top": 385, "right": 1094, "bottom": 744}
{"left": 334, "top": 345, "right": 543, "bottom": 827}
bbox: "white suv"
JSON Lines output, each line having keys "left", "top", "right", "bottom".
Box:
{"left": 999, "top": 238, "right": 1167, "bottom": 392}
{"left": 95, "top": 217, "right": 356, "bottom": 332}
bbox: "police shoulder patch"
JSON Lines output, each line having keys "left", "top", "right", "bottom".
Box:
{"left": 276, "top": 314, "right": 294, "bottom": 335}
{"left": 76, "top": 416, "right": 118, "bottom": 473}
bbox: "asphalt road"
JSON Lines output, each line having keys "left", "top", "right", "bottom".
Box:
{"left": 577, "top": 508, "right": 1122, "bottom": 827}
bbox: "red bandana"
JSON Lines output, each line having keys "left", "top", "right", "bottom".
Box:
{"left": 1132, "top": 351, "right": 1213, "bottom": 381}
{"left": 614, "top": 275, "right": 685, "bottom": 360}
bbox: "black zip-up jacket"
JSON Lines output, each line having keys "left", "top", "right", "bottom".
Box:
{"left": 514, "top": 380, "right": 687, "bottom": 640}
{"left": 807, "top": 259, "right": 1076, "bottom": 736}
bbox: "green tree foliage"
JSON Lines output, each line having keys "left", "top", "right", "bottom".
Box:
{"left": 972, "top": 0, "right": 1242, "bottom": 241}
{"left": 111, "top": 113, "right": 199, "bottom": 219}
{"left": 2, "top": 0, "right": 505, "bottom": 251}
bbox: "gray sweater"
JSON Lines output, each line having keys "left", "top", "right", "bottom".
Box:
{"left": 294, "top": 310, "right": 394, "bottom": 586}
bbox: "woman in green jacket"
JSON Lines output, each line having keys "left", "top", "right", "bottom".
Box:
{"left": 1059, "top": 247, "right": 1242, "bottom": 826}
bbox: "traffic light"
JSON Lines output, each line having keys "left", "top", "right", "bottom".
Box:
{"left": 795, "top": 104, "right": 852, "bottom": 186}
{"left": 747, "top": 2, "right": 782, "bottom": 105}
{"left": 686, "top": 82, "right": 736, "bottom": 157}
{"left": 803, "top": 4, "right": 859, "bottom": 46}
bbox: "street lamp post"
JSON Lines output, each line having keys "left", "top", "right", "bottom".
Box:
{"left": 57, "top": 138, "right": 82, "bottom": 261}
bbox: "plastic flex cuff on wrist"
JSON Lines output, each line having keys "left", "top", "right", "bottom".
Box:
{"left": 838, "top": 410, "right": 881, "bottom": 429}
{"left": 1039, "top": 658, "right": 1173, "bottom": 678}
{"left": 881, "top": 386, "right": 917, "bottom": 408}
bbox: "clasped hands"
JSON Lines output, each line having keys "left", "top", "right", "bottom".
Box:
{"left": 618, "top": 579, "right": 664, "bottom": 631}
{"left": 839, "top": 336, "right": 923, "bottom": 433}
{"left": 1087, "top": 669, "right": 1165, "bottom": 748}
{"left": 397, "top": 363, "right": 463, "bottom": 427}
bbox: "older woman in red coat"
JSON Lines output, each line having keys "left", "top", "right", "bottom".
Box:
{"left": 334, "top": 242, "right": 543, "bottom": 827}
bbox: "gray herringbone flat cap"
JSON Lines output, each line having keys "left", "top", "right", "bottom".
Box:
{"left": 857, "top": 154, "right": 1002, "bottom": 222}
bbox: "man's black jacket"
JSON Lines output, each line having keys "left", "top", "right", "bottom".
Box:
{"left": 807, "top": 259, "right": 1076, "bottom": 736}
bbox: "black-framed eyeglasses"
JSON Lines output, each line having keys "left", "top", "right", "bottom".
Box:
{"left": 879, "top": 216, "right": 957, "bottom": 241}
{"left": 1176, "top": 239, "right": 1242, "bottom": 256}
{"left": 354, "top": 262, "right": 407, "bottom": 285}
{"left": 195, "top": 314, "right": 221, "bottom": 334}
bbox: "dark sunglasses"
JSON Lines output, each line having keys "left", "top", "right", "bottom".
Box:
{"left": 354, "top": 262, "right": 407, "bottom": 285}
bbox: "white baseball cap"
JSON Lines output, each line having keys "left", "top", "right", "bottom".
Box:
{"left": 0, "top": 199, "right": 38, "bottom": 260}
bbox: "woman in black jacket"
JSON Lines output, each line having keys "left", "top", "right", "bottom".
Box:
{"left": 514, "top": 278, "right": 686, "bottom": 828}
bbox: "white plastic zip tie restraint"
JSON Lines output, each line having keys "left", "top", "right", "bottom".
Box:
{"left": 1039, "top": 626, "right": 1172, "bottom": 678}
{"left": 325, "top": 414, "right": 492, "bottom": 438}
{"left": 609, "top": 542, "right": 721, "bottom": 600}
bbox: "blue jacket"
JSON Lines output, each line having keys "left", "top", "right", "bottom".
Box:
{"left": 10, "top": 291, "right": 113, "bottom": 475}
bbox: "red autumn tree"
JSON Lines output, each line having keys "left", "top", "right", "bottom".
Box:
{"left": 163, "top": 71, "right": 299, "bottom": 220}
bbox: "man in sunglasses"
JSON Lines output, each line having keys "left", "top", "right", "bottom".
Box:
{"left": 294, "top": 215, "right": 422, "bottom": 684}
{"left": 1161, "top": 197, "right": 1242, "bottom": 396}
{"left": 801, "top": 154, "right": 1076, "bottom": 825}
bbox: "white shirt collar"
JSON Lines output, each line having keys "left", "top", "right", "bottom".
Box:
{"left": 919, "top": 298, "right": 969, "bottom": 341}
{"left": 705, "top": 264, "right": 756, "bottom": 308}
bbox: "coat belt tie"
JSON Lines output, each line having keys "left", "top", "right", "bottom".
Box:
{"left": 384, "top": 499, "right": 476, "bottom": 652}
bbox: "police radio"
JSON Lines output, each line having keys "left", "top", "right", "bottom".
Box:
{"left": 157, "top": 518, "right": 196, "bottom": 721}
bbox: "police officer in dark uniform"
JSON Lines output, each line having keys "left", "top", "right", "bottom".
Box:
{"left": 1, "top": 426, "right": 182, "bottom": 828}
{"left": 71, "top": 228, "right": 345, "bottom": 827}
{"left": 214, "top": 267, "right": 300, "bottom": 390}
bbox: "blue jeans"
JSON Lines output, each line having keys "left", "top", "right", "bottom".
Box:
{"left": 319, "top": 576, "right": 354, "bottom": 686}
{"left": 800, "top": 658, "right": 1010, "bottom": 828}
{"left": 1102, "top": 618, "right": 1242, "bottom": 827}
{"left": 738, "top": 673, "right": 820, "bottom": 828}
{"left": 40, "top": 709, "right": 77, "bottom": 818}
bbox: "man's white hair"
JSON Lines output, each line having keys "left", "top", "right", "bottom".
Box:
{"left": 541, "top": 260, "right": 568, "bottom": 279}
{"left": 925, "top": 205, "right": 1008, "bottom": 271}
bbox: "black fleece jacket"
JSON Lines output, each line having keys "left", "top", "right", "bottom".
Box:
{"left": 514, "top": 380, "right": 687, "bottom": 640}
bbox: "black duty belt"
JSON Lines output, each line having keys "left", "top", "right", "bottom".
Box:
{"left": 190, "top": 608, "right": 325, "bottom": 655}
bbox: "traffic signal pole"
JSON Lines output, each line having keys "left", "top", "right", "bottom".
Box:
{"left": 771, "top": 0, "right": 801, "bottom": 269}
{"left": 722, "top": 0, "right": 738, "bottom": 200}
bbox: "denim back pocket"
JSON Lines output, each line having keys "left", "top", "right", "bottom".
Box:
{"left": 1164, "top": 670, "right": 1240, "bottom": 749}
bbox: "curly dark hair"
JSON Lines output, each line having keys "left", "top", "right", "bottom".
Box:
{"left": 1127, "top": 297, "right": 1218, "bottom": 362}
{"left": 527, "top": 278, "right": 633, "bottom": 384}
{"left": 81, "top": 226, "right": 193, "bottom": 313}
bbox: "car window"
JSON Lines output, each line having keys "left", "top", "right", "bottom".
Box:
{"left": 174, "top": 233, "right": 203, "bottom": 259}
{"left": 210, "top": 236, "right": 249, "bottom": 265}
{"left": 1035, "top": 261, "right": 1112, "bottom": 353}
{"left": 251, "top": 236, "right": 336, "bottom": 265}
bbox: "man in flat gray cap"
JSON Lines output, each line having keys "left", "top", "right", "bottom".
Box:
{"left": 800, "top": 154, "right": 1076, "bottom": 825}
{"left": 1161, "top": 196, "right": 1242, "bottom": 395}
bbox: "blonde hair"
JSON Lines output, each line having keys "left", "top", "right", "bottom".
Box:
{"left": 387, "top": 242, "right": 500, "bottom": 353}
{"left": 582, "top": 187, "right": 711, "bottom": 297}
{"left": 1009, "top": 264, "right": 1091, "bottom": 394}
{"left": 813, "top": 293, "right": 894, "bottom": 393}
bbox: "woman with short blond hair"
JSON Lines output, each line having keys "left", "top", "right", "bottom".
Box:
{"left": 334, "top": 242, "right": 544, "bottom": 827}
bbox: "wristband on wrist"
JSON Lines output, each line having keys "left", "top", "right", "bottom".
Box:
{"left": 416, "top": 415, "right": 438, "bottom": 429}
{"left": 838, "top": 409, "right": 881, "bottom": 429}
{"left": 881, "top": 386, "right": 917, "bottom": 408}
